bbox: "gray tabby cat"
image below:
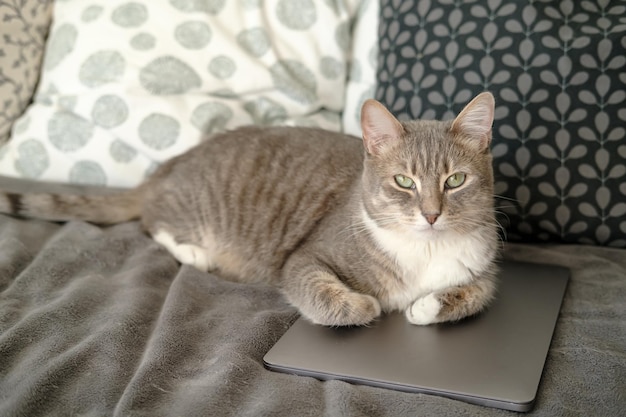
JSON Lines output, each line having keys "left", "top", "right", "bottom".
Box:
{"left": 0, "top": 93, "right": 499, "bottom": 327}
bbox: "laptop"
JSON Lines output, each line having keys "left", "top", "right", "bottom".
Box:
{"left": 264, "top": 261, "right": 569, "bottom": 412}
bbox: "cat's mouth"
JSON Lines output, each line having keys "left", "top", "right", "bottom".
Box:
{"left": 414, "top": 223, "right": 445, "bottom": 235}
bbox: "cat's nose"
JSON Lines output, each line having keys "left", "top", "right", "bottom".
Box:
{"left": 424, "top": 213, "right": 439, "bottom": 225}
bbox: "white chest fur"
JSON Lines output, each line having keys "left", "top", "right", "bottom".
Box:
{"left": 362, "top": 210, "right": 494, "bottom": 311}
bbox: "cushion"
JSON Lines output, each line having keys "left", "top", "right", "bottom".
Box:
{"left": 341, "top": 0, "right": 379, "bottom": 137}
{"left": 0, "top": 1, "right": 53, "bottom": 145}
{"left": 0, "top": 0, "right": 359, "bottom": 187}
{"left": 376, "top": 0, "right": 626, "bottom": 247}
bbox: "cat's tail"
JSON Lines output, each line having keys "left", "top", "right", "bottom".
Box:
{"left": 0, "top": 186, "right": 144, "bottom": 224}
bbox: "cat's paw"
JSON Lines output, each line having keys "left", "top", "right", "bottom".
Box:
{"left": 153, "top": 229, "right": 212, "bottom": 271}
{"left": 308, "top": 292, "right": 382, "bottom": 327}
{"left": 405, "top": 294, "right": 441, "bottom": 325}
{"left": 173, "top": 243, "right": 211, "bottom": 271}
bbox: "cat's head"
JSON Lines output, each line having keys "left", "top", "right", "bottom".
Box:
{"left": 359, "top": 93, "right": 496, "bottom": 239}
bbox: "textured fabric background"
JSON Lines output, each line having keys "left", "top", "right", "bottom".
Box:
{"left": 376, "top": 0, "right": 626, "bottom": 247}
{"left": 0, "top": 0, "right": 53, "bottom": 145}
{"left": 0, "top": 204, "right": 624, "bottom": 416}
{"left": 0, "top": 0, "right": 364, "bottom": 187}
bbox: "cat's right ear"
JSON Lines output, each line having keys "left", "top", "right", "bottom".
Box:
{"left": 360, "top": 100, "right": 404, "bottom": 155}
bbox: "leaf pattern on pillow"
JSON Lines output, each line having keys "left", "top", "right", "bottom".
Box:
{"left": 376, "top": 0, "right": 626, "bottom": 247}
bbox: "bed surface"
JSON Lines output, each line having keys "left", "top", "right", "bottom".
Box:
{"left": 0, "top": 189, "right": 624, "bottom": 416}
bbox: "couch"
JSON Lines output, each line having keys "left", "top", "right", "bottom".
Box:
{"left": 0, "top": 1, "right": 624, "bottom": 416}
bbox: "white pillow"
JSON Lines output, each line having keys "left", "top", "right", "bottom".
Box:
{"left": 342, "top": 0, "right": 379, "bottom": 137}
{"left": 0, "top": 0, "right": 358, "bottom": 187}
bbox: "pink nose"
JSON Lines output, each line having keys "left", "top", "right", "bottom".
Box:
{"left": 424, "top": 214, "right": 439, "bottom": 225}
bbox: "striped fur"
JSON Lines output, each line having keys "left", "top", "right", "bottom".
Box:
{"left": 0, "top": 94, "right": 500, "bottom": 327}
{"left": 0, "top": 190, "right": 142, "bottom": 224}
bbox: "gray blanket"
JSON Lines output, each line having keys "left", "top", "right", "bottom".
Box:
{"left": 0, "top": 213, "right": 624, "bottom": 416}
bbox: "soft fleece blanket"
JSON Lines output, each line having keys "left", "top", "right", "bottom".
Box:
{"left": 0, "top": 180, "right": 624, "bottom": 416}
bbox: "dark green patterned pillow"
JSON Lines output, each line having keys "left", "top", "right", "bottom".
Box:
{"left": 376, "top": 0, "right": 626, "bottom": 247}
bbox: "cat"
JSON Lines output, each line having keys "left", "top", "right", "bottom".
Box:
{"left": 0, "top": 92, "right": 499, "bottom": 327}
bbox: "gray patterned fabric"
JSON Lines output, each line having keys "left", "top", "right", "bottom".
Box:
{"left": 376, "top": 0, "right": 626, "bottom": 248}
{"left": 0, "top": 1, "right": 53, "bottom": 145}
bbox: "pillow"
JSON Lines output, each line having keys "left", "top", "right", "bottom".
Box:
{"left": 376, "top": 0, "right": 626, "bottom": 247}
{"left": 0, "top": 1, "right": 53, "bottom": 145}
{"left": 0, "top": 0, "right": 357, "bottom": 187}
{"left": 341, "top": 0, "right": 379, "bottom": 137}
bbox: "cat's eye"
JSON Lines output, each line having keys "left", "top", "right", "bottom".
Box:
{"left": 394, "top": 174, "right": 415, "bottom": 189}
{"left": 445, "top": 173, "right": 466, "bottom": 189}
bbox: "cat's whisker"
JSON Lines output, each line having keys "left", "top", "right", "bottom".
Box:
{"left": 494, "top": 206, "right": 517, "bottom": 213}
{"left": 491, "top": 215, "right": 509, "bottom": 246}
{"left": 337, "top": 219, "right": 375, "bottom": 239}
{"left": 494, "top": 209, "right": 511, "bottom": 222}
{"left": 494, "top": 194, "right": 519, "bottom": 203}
{"left": 340, "top": 215, "right": 407, "bottom": 239}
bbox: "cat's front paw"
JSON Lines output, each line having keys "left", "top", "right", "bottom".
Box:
{"left": 405, "top": 294, "right": 441, "bottom": 325}
{"left": 406, "top": 284, "right": 494, "bottom": 325}
{"left": 308, "top": 292, "right": 382, "bottom": 327}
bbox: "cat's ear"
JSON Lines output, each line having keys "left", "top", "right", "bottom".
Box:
{"left": 360, "top": 99, "right": 404, "bottom": 155}
{"left": 451, "top": 92, "right": 495, "bottom": 150}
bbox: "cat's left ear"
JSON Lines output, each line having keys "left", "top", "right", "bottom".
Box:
{"left": 451, "top": 92, "right": 495, "bottom": 150}
{"left": 360, "top": 99, "right": 404, "bottom": 155}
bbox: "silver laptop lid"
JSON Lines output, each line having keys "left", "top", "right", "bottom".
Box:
{"left": 264, "top": 261, "right": 569, "bottom": 412}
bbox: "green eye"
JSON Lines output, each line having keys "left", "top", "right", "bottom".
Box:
{"left": 394, "top": 174, "right": 415, "bottom": 189}
{"left": 445, "top": 173, "right": 466, "bottom": 189}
